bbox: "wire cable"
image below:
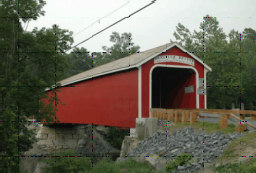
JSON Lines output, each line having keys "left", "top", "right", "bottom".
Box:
{"left": 74, "top": 0, "right": 131, "bottom": 37}
{"left": 66, "top": 0, "right": 156, "bottom": 53}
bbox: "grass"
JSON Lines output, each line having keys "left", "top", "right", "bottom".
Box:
{"left": 90, "top": 158, "right": 165, "bottom": 173}
{"left": 221, "top": 131, "right": 256, "bottom": 158}
{"left": 169, "top": 121, "right": 236, "bottom": 134}
{"left": 212, "top": 158, "right": 256, "bottom": 173}
{"left": 116, "top": 158, "right": 162, "bottom": 173}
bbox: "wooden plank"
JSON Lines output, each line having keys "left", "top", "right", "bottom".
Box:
{"left": 150, "top": 109, "right": 256, "bottom": 128}
{"left": 230, "top": 113, "right": 256, "bottom": 129}
{"left": 183, "top": 110, "right": 189, "bottom": 123}
{"left": 179, "top": 108, "right": 256, "bottom": 115}
{"left": 167, "top": 109, "right": 174, "bottom": 121}
{"left": 181, "top": 111, "right": 185, "bottom": 124}
{"left": 174, "top": 110, "right": 182, "bottom": 123}
{"left": 150, "top": 108, "right": 256, "bottom": 115}
{"left": 239, "top": 110, "right": 256, "bottom": 115}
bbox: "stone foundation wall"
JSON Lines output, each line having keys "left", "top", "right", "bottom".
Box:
{"left": 21, "top": 123, "right": 119, "bottom": 173}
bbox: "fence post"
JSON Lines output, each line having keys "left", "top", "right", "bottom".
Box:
{"left": 181, "top": 111, "right": 185, "bottom": 124}
{"left": 174, "top": 110, "right": 180, "bottom": 123}
{"left": 240, "top": 103, "right": 245, "bottom": 120}
{"left": 182, "top": 110, "right": 189, "bottom": 124}
{"left": 236, "top": 122, "right": 247, "bottom": 132}
{"left": 219, "top": 114, "right": 228, "bottom": 129}
{"left": 167, "top": 109, "right": 174, "bottom": 121}
{"left": 190, "top": 111, "right": 197, "bottom": 125}
{"left": 164, "top": 109, "right": 168, "bottom": 120}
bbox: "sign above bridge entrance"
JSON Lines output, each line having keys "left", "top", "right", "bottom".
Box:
{"left": 154, "top": 55, "right": 195, "bottom": 66}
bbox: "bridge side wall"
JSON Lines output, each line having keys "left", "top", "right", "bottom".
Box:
{"left": 46, "top": 69, "right": 138, "bottom": 128}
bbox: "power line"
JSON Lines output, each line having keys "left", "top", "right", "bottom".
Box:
{"left": 74, "top": 0, "right": 131, "bottom": 37}
{"left": 66, "top": 0, "right": 157, "bottom": 53}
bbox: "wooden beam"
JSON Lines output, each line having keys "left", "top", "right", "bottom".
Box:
{"left": 230, "top": 113, "right": 256, "bottom": 130}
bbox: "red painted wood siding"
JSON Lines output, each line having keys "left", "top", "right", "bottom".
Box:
{"left": 141, "top": 46, "right": 205, "bottom": 117}
{"left": 50, "top": 69, "right": 138, "bottom": 128}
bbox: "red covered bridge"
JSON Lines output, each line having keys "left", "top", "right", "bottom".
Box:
{"left": 46, "top": 43, "right": 211, "bottom": 129}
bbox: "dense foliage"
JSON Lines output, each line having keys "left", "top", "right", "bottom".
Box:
{"left": 93, "top": 32, "right": 140, "bottom": 67}
{"left": 105, "top": 127, "right": 129, "bottom": 150}
{"left": 43, "top": 151, "right": 157, "bottom": 173}
{"left": 0, "top": 0, "right": 73, "bottom": 172}
{"left": 172, "top": 15, "right": 256, "bottom": 109}
{"left": 42, "top": 151, "right": 92, "bottom": 173}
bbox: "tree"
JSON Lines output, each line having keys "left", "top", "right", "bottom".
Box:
{"left": 0, "top": 1, "right": 73, "bottom": 172}
{"left": 172, "top": 15, "right": 243, "bottom": 109}
{"left": 63, "top": 47, "right": 93, "bottom": 78}
{"left": 241, "top": 28, "right": 256, "bottom": 109}
{"left": 173, "top": 23, "right": 194, "bottom": 51}
{"left": 94, "top": 32, "right": 140, "bottom": 66}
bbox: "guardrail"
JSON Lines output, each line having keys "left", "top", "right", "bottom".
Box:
{"left": 151, "top": 108, "right": 256, "bottom": 132}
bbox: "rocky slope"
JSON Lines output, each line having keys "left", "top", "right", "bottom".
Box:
{"left": 118, "top": 121, "right": 245, "bottom": 172}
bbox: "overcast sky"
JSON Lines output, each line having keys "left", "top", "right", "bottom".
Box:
{"left": 26, "top": 0, "right": 256, "bottom": 52}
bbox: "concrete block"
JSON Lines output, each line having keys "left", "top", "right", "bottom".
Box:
{"left": 136, "top": 118, "right": 146, "bottom": 140}
{"left": 144, "top": 118, "right": 158, "bottom": 139}
{"left": 129, "top": 128, "right": 137, "bottom": 137}
{"left": 136, "top": 118, "right": 158, "bottom": 140}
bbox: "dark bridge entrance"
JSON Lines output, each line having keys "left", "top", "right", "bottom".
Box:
{"left": 151, "top": 67, "right": 196, "bottom": 109}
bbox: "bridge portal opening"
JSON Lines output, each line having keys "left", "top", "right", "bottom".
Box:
{"left": 151, "top": 67, "right": 196, "bottom": 109}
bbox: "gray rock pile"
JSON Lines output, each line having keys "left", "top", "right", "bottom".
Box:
{"left": 123, "top": 126, "right": 245, "bottom": 172}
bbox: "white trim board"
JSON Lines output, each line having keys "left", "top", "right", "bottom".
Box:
{"left": 149, "top": 64, "right": 199, "bottom": 118}
{"left": 204, "top": 68, "right": 208, "bottom": 109}
{"left": 138, "top": 66, "right": 142, "bottom": 118}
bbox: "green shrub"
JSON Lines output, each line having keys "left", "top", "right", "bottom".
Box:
{"left": 91, "top": 158, "right": 120, "bottom": 173}
{"left": 42, "top": 150, "right": 92, "bottom": 173}
{"left": 105, "top": 126, "right": 129, "bottom": 150}
{"left": 116, "top": 158, "right": 156, "bottom": 173}
{"left": 166, "top": 153, "right": 192, "bottom": 172}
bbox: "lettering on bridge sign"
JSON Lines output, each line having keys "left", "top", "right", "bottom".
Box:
{"left": 154, "top": 55, "right": 195, "bottom": 66}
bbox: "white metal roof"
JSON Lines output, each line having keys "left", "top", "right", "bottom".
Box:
{"left": 58, "top": 42, "right": 211, "bottom": 87}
